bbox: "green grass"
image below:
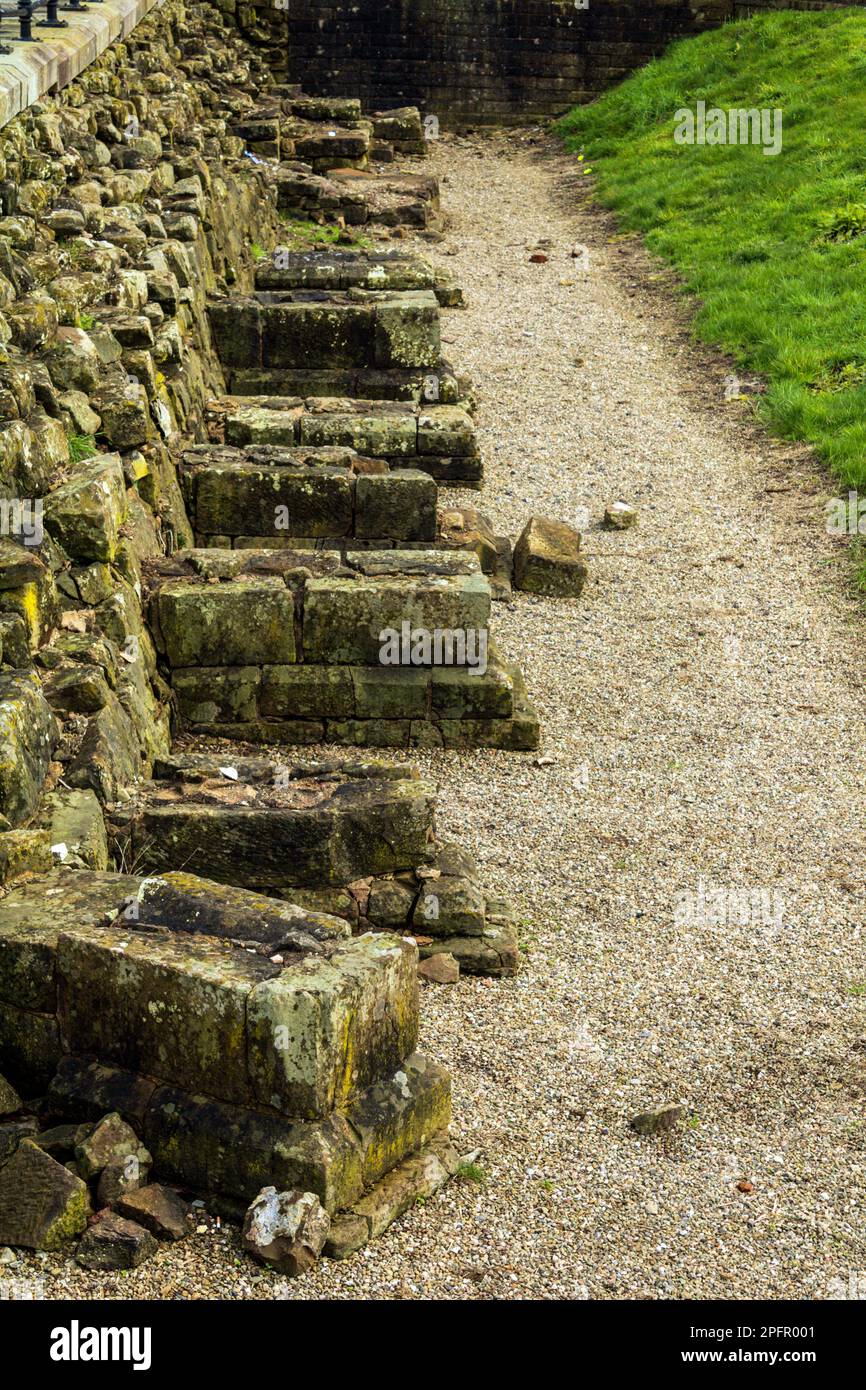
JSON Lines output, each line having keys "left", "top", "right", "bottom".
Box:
{"left": 276, "top": 215, "right": 374, "bottom": 251}
{"left": 556, "top": 9, "right": 866, "bottom": 506}
{"left": 67, "top": 433, "right": 97, "bottom": 464}
{"left": 455, "top": 1161, "right": 488, "bottom": 1186}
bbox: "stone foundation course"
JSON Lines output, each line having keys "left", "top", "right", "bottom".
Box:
{"left": 0, "top": 0, "right": 584, "bottom": 1276}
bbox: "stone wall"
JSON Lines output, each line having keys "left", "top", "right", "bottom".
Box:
{"left": 224, "top": 0, "right": 866, "bottom": 128}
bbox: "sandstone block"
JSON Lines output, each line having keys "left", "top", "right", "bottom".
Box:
{"left": 513, "top": 516, "right": 587, "bottom": 597}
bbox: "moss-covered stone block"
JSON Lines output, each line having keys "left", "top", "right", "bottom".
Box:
{"left": 57, "top": 923, "right": 271, "bottom": 1108}
{"left": 0, "top": 670, "right": 54, "bottom": 826}
{"left": 156, "top": 577, "right": 296, "bottom": 667}
{"left": 44, "top": 453, "right": 127, "bottom": 563}
{"left": 248, "top": 931, "right": 418, "bottom": 1118}
{"left": 303, "top": 572, "right": 491, "bottom": 665}
{"left": 354, "top": 469, "right": 437, "bottom": 541}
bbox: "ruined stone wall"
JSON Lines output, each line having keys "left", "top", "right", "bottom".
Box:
{"left": 223, "top": 0, "right": 866, "bottom": 128}
{"left": 0, "top": 0, "right": 282, "bottom": 837}
{"left": 226, "top": 0, "right": 731, "bottom": 127}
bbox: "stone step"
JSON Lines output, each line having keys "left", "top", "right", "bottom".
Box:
{"left": 179, "top": 445, "right": 438, "bottom": 546}
{"left": 282, "top": 121, "right": 373, "bottom": 172}
{"left": 0, "top": 867, "right": 420, "bottom": 1123}
{"left": 223, "top": 364, "right": 468, "bottom": 407}
{"left": 149, "top": 549, "right": 490, "bottom": 666}
{"left": 276, "top": 164, "right": 440, "bottom": 231}
{"left": 145, "top": 547, "right": 537, "bottom": 748}
{"left": 207, "top": 396, "right": 481, "bottom": 485}
{"left": 48, "top": 1050, "right": 450, "bottom": 1214}
{"left": 209, "top": 288, "right": 442, "bottom": 375}
{"left": 109, "top": 756, "right": 437, "bottom": 890}
{"left": 106, "top": 754, "right": 519, "bottom": 976}
{"left": 254, "top": 250, "right": 461, "bottom": 306}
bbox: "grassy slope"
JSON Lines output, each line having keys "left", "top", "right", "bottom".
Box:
{"left": 556, "top": 10, "right": 866, "bottom": 492}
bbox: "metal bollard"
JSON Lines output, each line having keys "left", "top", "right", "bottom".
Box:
{"left": 39, "top": 0, "right": 68, "bottom": 27}
{"left": 16, "top": 2, "right": 36, "bottom": 43}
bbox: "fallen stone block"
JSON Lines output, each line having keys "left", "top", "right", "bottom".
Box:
{"left": 0, "top": 1139, "right": 89, "bottom": 1250}
{"left": 96, "top": 1152, "right": 151, "bottom": 1210}
{"left": 417, "top": 953, "right": 459, "bottom": 984}
{"left": 76, "top": 1212, "right": 157, "bottom": 1270}
{"left": 630, "top": 1102, "right": 687, "bottom": 1136}
{"left": 115, "top": 1183, "right": 190, "bottom": 1242}
{"left": 513, "top": 516, "right": 588, "bottom": 597}
{"left": 419, "top": 922, "right": 520, "bottom": 979}
{"left": 604, "top": 500, "right": 638, "bottom": 530}
{"left": 75, "top": 1111, "right": 152, "bottom": 1182}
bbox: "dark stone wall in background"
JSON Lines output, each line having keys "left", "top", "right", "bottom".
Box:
{"left": 225, "top": 0, "right": 860, "bottom": 127}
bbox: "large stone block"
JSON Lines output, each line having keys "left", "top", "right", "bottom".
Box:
{"left": 247, "top": 933, "right": 418, "bottom": 1117}
{"left": 57, "top": 924, "right": 267, "bottom": 1107}
{"left": 155, "top": 577, "right": 296, "bottom": 667}
{"left": 190, "top": 462, "right": 355, "bottom": 540}
{"left": 142, "top": 1052, "right": 450, "bottom": 1211}
{"left": 43, "top": 454, "right": 127, "bottom": 563}
{"left": 373, "top": 291, "right": 440, "bottom": 368}
{"left": 260, "top": 296, "right": 373, "bottom": 371}
{"left": 131, "top": 873, "right": 350, "bottom": 954}
{"left": 354, "top": 469, "right": 437, "bottom": 541}
{"left": 259, "top": 664, "right": 354, "bottom": 719}
{"left": 173, "top": 666, "right": 261, "bottom": 723}
{"left": 303, "top": 572, "right": 491, "bottom": 665}
{"left": 297, "top": 405, "right": 417, "bottom": 458}
{"left": 110, "top": 761, "right": 436, "bottom": 888}
{"left": 0, "top": 670, "right": 54, "bottom": 826}
{"left": 0, "top": 869, "right": 141, "bottom": 1013}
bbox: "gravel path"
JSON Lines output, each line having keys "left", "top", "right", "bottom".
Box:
{"left": 13, "top": 133, "right": 866, "bottom": 1302}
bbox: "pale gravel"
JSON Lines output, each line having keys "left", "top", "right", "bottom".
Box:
{"left": 10, "top": 132, "right": 866, "bottom": 1302}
